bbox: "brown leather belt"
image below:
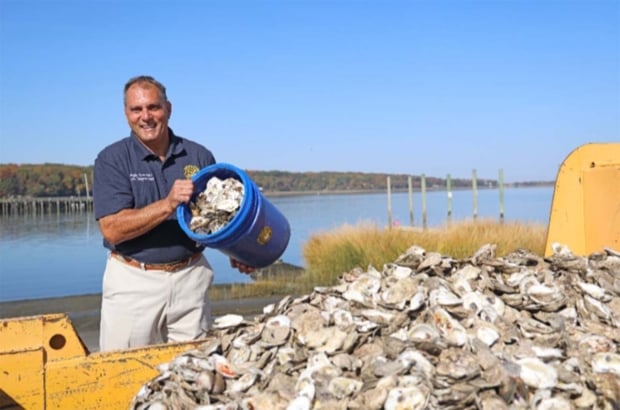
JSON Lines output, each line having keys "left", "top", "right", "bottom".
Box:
{"left": 111, "top": 251, "right": 202, "bottom": 273}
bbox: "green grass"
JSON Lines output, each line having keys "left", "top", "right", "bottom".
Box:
{"left": 209, "top": 218, "right": 547, "bottom": 299}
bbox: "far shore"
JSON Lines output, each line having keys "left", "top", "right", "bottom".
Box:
{"left": 262, "top": 183, "right": 553, "bottom": 198}
{"left": 0, "top": 184, "right": 553, "bottom": 204}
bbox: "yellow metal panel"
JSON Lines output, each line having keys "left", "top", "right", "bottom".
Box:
{"left": 45, "top": 341, "right": 205, "bottom": 409}
{"left": 583, "top": 166, "right": 620, "bottom": 253}
{"left": 0, "top": 313, "right": 87, "bottom": 359}
{"left": 1, "top": 314, "right": 207, "bottom": 409}
{"left": 0, "top": 348, "right": 45, "bottom": 409}
{"left": 545, "top": 142, "right": 620, "bottom": 256}
{"left": 545, "top": 158, "right": 586, "bottom": 255}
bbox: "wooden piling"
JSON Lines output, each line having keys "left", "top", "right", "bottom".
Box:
{"left": 472, "top": 169, "right": 478, "bottom": 221}
{"left": 421, "top": 174, "right": 427, "bottom": 229}
{"left": 0, "top": 197, "right": 93, "bottom": 216}
{"left": 499, "top": 168, "right": 505, "bottom": 223}
{"left": 408, "top": 176, "right": 414, "bottom": 226}
{"left": 387, "top": 176, "right": 393, "bottom": 228}
{"left": 446, "top": 174, "right": 452, "bottom": 224}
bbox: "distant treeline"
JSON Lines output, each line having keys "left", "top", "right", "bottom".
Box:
{"left": 0, "top": 163, "right": 553, "bottom": 198}
{"left": 0, "top": 164, "right": 94, "bottom": 198}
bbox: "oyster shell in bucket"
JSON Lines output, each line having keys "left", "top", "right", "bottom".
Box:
{"left": 189, "top": 176, "right": 244, "bottom": 234}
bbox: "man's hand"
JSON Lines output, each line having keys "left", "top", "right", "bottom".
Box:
{"left": 166, "top": 179, "right": 195, "bottom": 210}
{"left": 230, "top": 258, "right": 255, "bottom": 275}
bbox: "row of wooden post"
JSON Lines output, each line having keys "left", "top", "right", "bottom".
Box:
{"left": 0, "top": 197, "right": 93, "bottom": 216}
{"left": 0, "top": 173, "right": 92, "bottom": 216}
{"left": 387, "top": 169, "right": 505, "bottom": 228}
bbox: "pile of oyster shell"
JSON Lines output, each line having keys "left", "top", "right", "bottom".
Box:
{"left": 131, "top": 243, "right": 620, "bottom": 410}
{"left": 189, "top": 177, "right": 244, "bottom": 234}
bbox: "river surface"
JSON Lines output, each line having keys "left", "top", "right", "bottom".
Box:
{"left": 0, "top": 187, "right": 552, "bottom": 302}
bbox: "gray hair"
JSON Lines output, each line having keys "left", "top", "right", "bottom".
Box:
{"left": 123, "top": 75, "right": 168, "bottom": 106}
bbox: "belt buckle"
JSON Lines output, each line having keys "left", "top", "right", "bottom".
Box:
{"left": 160, "top": 256, "right": 190, "bottom": 272}
{"left": 115, "top": 252, "right": 197, "bottom": 273}
{"left": 167, "top": 260, "right": 182, "bottom": 272}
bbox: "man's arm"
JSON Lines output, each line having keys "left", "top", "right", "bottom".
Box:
{"left": 99, "top": 179, "right": 194, "bottom": 245}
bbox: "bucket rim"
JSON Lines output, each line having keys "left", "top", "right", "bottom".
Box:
{"left": 177, "top": 163, "right": 257, "bottom": 244}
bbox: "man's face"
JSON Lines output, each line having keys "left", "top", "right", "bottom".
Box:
{"left": 124, "top": 83, "right": 172, "bottom": 145}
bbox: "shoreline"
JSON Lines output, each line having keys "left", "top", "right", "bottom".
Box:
{"left": 261, "top": 184, "right": 554, "bottom": 198}
{"left": 0, "top": 292, "right": 287, "bottom": 353}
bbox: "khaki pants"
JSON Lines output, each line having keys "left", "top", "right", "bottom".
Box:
{"left": 99, "top": 253, "right": 214, "bottom": 351}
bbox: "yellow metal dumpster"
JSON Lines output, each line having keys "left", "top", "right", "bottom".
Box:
{"left": 545, "top": 142, "right": 620, "bottom": 256}
{"left": 0, "top": 313, "right": 206, "bottom": 409}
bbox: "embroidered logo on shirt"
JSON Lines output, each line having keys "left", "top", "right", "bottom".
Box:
{"left": 129, "top": 173, "right": 155, "bottom": 182}
{"left": 184, "top": 165, "right": 200, "bottom": 179}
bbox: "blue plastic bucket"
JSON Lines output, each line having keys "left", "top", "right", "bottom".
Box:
{"left": 177, "top": 163, "right": 291, "bottom": 268}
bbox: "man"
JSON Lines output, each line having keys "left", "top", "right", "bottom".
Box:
{"left": 93, "top": 75, "right": 253, "bottom": 351}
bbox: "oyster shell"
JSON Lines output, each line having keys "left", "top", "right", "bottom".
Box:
{"left": 132, "top": 244, "right": 620, "bottom": 409}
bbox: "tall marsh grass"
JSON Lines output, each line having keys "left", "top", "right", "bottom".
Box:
{"left": 302, "top": 218, "right": 547, "bottom": 288}
{"left": 210, "top": 218, "right": 547, "bottom": 299}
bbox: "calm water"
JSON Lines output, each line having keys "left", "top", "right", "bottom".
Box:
{"left": 0, "top": 187, "right": 552, "bottom": 302}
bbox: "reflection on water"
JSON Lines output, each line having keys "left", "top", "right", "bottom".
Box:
{"left": 0, "top": 187, "right": 553, "bottom": 302}
{"left": 0, "top": 211, "right": 105, "bottom": 302}
{"left": 0, "top": 210, "right": 261, "bottom": 302}
{"left": 1, "top": 211, "right": 97, "bottom": 239}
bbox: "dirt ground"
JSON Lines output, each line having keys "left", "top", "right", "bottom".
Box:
{"left": 0, "top": 293, "right": 284, "bottom": 353}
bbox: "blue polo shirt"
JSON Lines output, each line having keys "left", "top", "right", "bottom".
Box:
{"left": 93, "top": 129, "right": 215, "bottom": 263}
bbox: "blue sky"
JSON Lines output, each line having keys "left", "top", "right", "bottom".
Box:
{"left": 0, "top": 0, "right": 618, "bottom": 182}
